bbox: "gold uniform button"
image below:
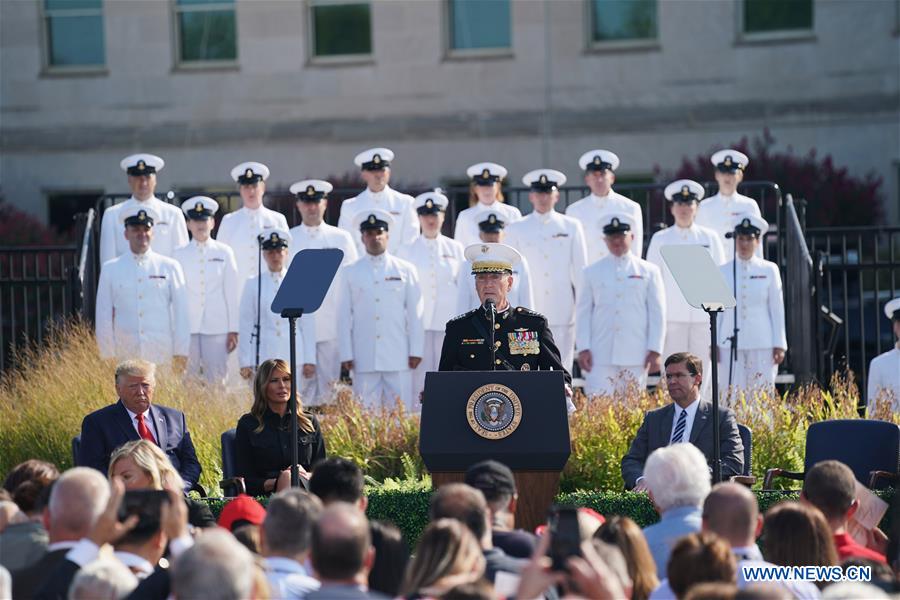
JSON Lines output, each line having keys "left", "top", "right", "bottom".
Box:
{"left": 495, "top": 359, "right": 501, "bottom": 365}
{"left": 494, "top": 323, "right": 500, "bottom": 330}
{"left": 470, "top": 354, "right": 475, "bottom": 359}
{"left": 494, "top": 341, "right": 501, "bottom": 348}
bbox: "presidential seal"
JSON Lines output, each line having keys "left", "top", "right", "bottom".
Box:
{"left": 466, "top": 384, "right": 522, "bottom": 440}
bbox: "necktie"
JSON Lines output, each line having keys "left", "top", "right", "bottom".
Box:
{"left": 135, "top": 413, "right": 156, "bottom": 444}
{"left": 671, "top": 409, "right": 687, "bottom": 444}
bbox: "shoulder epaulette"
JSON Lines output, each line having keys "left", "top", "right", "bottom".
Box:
{"left": 448, "top": 308, "right": 479, "bottom": 323}
{"left": 514, "top": 306, "right": 546, "bottom": 319}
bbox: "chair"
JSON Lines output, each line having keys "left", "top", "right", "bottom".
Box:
{"left": 730, "top": 424, "right": 756, "bottom": 487}
{"left": 220, "top": 429, "right": 246, "bottom": 496}
{"left": 764, "top": 419, "right": 900, "bottom": 490}
{"left": 71, "top": 436, "right": 81, "bottom": 465}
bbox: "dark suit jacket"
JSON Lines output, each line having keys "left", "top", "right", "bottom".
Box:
{"left": 78, "top": 400, "right": 202, "bottom": 490}
{"left": 620, "top": 400, "right": 744, "bottom": 489}
{"left": 12, "top": 548, "right": 69, "bottom": 599}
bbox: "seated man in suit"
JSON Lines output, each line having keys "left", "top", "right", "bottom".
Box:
{"left": 621, "top": 352, "right": 743, "bottom": 491}
{"left": 77, "top": 359, "right": 201, "bottom": 491}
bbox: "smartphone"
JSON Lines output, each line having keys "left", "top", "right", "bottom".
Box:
{"left": 548, "top": 505, "right": 582, "bottom": 571}
{"left": 117, "top": 489, "right": 170, "bottom": 536}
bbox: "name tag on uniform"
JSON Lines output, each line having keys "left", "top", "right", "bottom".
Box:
{"left": 701, "top": 244, "right": 710, "bottom": 248}
{"left": 552, "top": 233, "right": 569, "bottom": 238}
{"left": 390, "top": 211, "right": 401, "bottom": 215}
{"left": 508, "top": 331, "right": 539, "bottom": 355}
{"left": 149, "top": 275, "right": 167, "bottom": 280}
{"left": 209, "top": 258, "right": 225, "bottom": 262}
{"left": 157, "top": 221, "right": 169, "bottom": 225}
{"left": 461, "top": 338, "right": 484, "bottom": 345}
{"left": 385, "top": 276, "right": 402, "bottom": 282}
{"left": 750, "top": 275, "right": 767, "bottom": 279}
{"left": 628, "top": 275, "right": 644, "bottom": 279}
{"left": 442, "top": 254, "right": 455, "bottom": 259}
{"left": 263, "top": 225, "right": 273, "bottom": 229}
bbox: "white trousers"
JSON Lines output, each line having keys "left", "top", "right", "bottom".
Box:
{"left": 353, "top": 370, "right": 413, "bottom": 412}
{"left": 584, "top": 365, "right": 647, "bottom": 397}
{"left": 301, "top": 339, "right": 340, "bottom": 406}
{"left": 664, "top": 321, "right": 713, "bottom": 400}
{"left": 187, "top": 334, "right": 229, "bottom": 386}
{"left": 411, "top": 330, "right": 443, "bottom": 411}
{"left": 549, "top": 322, "right": 576, "bottom": 375}
{"left": 717, "top": 347, "right": 777, "bottom": 395}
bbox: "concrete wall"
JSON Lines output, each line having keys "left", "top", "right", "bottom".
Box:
{"left": 2, "top": 0, "right": 898, "bottom": 224}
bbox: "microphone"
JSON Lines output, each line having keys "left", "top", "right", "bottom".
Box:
{"left": 725, "top": 232, "right": 735, "bottom": 239}
{"left": 483, "top": 298, "right": 496, "bottom": 314}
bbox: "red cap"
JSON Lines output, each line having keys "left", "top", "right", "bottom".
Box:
{"left": 217, "top": 494, "right": 266, "bottom": 531}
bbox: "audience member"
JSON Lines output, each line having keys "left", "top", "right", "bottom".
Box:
{"left": 11, "top": 467, "right": 109, "bottom": 599}
{"left": 111, "top": 494, "right": 169, "bottom": 580}
{"left": 308, "top": 502, "right": 387, "bottom": 599}
{"left": 0, "top": 565, "right": 9, "bottom": 600}
{"left": 260, "top": 488, "right": 323, "bottom": 599}
{"left": 591, "top": 539, "right": 633, "bottom": 595}
{"left": 218, "top": 494, "right": 268, "bottom": 532}
{"left": 68, "top": 558, "right": 138, "bottom": 600}
{"left": 108, "top": 439, "right": 214, "bottom": 528}
{"left": 820, "top": 581, "right": 889, "bottom": 599}
{"left": 234, "top": 358, "right": 327, "bottom": 496}
{"left": 801, "top": 460, "right": 888, "bottom": 563}
{"left": 667, "top": 532, "right": 737, "bottom": 599}
{"left": 429, "top": 483, "right": 525, "bottom": 587}
{"left": 683, "top": 582, "right": 738, "bottom": 600}
{"left": 640, "top": 444, "right": 711, "bottom": 578}
{"left": 442, "top": 579, "right": 496, "bottom": 600}
{"left": 368, "top": 520, "right": 410, "bottom": 597}
{"left": 761, "top": 501, "right": 838, "bottom": 571}
{"left": 464, "top": 459, "right": 536, "bottom": 559}
{"left": 734, "top": 584, "right": 793, "bottom": 600}
{"left": 840, "top": 557, "right": 896, "bottom": 594}
{"left": 234, "top": 524, "right": 263, "bottom": 555}
{"left": 172, "top": 528, "right": 257, "bottom": 600}
{"left": 595, "top": 515, "right": 659, "bottom": 600}
{"left": 0, "top": 460, "right": 59, "bottom": 570}
{"left": 77, "top": 359, "right": 201, "bottom": 491}
{"left": 400, "top": 518, "right": 486, "bottom": 599}
{"left": 309, "top": 457, "right": 367, "bottom": 510}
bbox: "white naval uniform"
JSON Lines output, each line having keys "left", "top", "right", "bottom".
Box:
{"left": 216, "top": 205, "right": 289, "bottom": 296}
{"left": 452, "top": 201, "right": 523, "bottom": 248}
{"left": 95, "top": 250, "right": 191, "bottom": 365}
{"left": 456, "top": 256, "right": 535, "bottom": 316}
{"left": 695, "top": 193, "right": 763, "bottom": 259}
{"left": 867, "top": 346, "right": 900, "bottom": 414}
{"left": 173, "top": 239, "right": 240, "bottom": 386}
{"left": 646, "top": 223, "right": 726, "bottom": 397}
{"left": 99, "top": 197, "right": 188, "bottom": 266}
{"left": 576, "top": 253, "right": 665, "bottom": 396}
{"left": 238, "top": 268, "right": 316, "bottom": 375}
{"left": 717, "top": 256, "right": 787, "bottom": 392}
{"left": 337, "top": 186, "right": 418, "bottom": 254}
{"left": 565, "top": 192, "right": 644, "bottom": 262}
{"left": 505, "top": 210, "right": 588, "bottom": 372}
{"left": 397, "top": 234, "right": 465, "bottom": 401}
{"left": 288, "top": 222, "right": 359, "bottom": 405}
{"left": 338, "top": 253, "right": 424, "bottom": 410}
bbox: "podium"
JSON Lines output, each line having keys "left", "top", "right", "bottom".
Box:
{"left": 420, "top": 371, "right": 571, "bottom": 532}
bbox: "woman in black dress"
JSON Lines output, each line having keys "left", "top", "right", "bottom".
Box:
{"left": 234, "top": 358, "right": 327, "bottom": 496}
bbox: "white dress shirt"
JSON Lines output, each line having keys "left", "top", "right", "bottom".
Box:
{"left": 95, "top": 250, "right": 191, "bottom": 363}
{"left": 505, "top": 210, "right": 588, "bottom": 326}
{"left": 717, "top": 256, "right": 787, "bottom": 351}
{"left": 695, "top": 192, "right": 763, "bottom": 259}
{"left": 565, "top": 191, "right": 644, "bottom": 262}
{"left": 99, "top": 196, "right": 189, "bottom": 266}
{"left": 452, "top": 201, "right": 523, "bottom": 248}
{"left": 576, "top": 253, "right": 666, "bottom": 365}
{"left": 397, "top": 235, "right": 465, "bottom": 331}
{"left": 670, "top": 398, "right": 700, "bottom": 444}
{"left": 338, "top": 252, "right": 424, "bottom": 372}
{"left": 337, "top": 186, "right": 418, "bottom": 253}
{"left": 173, "top": 238, "right": 240, "bottom": 334}
{"left": 645, "top": 223, "right": 726, "bottom": 323}
{"left": 867, "top": 345, "right": 900, "bottom": 413}
{"left": 114, "top": 550, "right": 155, "bottom": 579}
{"left": 216, "top": 205, "right": 289, "bottom": 294}
{"left": 288, "top": 222, "right": 359, "bottom": 343}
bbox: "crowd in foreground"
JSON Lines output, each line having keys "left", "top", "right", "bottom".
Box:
{"left": 1, "top": 444, "right": 897, "bottom": 600}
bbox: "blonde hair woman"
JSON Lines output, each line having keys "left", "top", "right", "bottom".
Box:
{"left": 108, "top": 440, "right": 215, "bottom": 528}
{"left": 452, "top": 162, "right": 522, "bottom": 247}
{"left": 234, "top": 358, "right": 326, "bottom": 496}
{"left": 399, "top": 518, "right": 486, "bottom": 598}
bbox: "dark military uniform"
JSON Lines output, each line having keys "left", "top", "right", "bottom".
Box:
{"left": 439, "top": 304, "right": 571, "bottom": 384}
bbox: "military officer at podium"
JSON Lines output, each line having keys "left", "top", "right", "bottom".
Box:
{"left": 695, "top": 149, "right": 762, "bottom": 260}
{"left": 717, "top": 214, "right": 786, "bottom": 393}
{"left": 238, "top": 229, "right": 316, "bottom": 380}
{"left": 288, "top": 179, "right": 358, "bottom": 406}
{"left": 867, "top": 298, "right": 900, "bottom": 414}
{"left": 439, "top": 243, "right": 574, "bottom": 412}
{"left": 338, "top": 209, "right": 424, "bottom": 411}
{"left": 173, "top": 196, "right": 240, "bottom": 387}
{"left": 99, "top": 153, "right": 188, "bottom": 266}
{"left": 217, "top": 161, "right": 290, "bottom": 297}
{"left": 95, "top": 205, "right": 190, "bottom": 368}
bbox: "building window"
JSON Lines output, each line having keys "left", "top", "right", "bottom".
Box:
{"left": 743, "top": 0, "right": 813, "bottom": 34}
{"left": 588, "top": 0, "right": 657, "bottom": 44}
{"left": 310, "top": 1, "right": 372, "bottom": 59}
{"left": 43, "top": 0, "right": 105, "bottom": 68}
{"left": 448, "top": 0, "right": 511, "bottom": 52}
{"left": 174, "top": 0, "right": 237, "bottom": 64}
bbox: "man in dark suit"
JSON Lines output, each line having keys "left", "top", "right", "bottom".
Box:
{"left": 78, "top": 359, "right": 201, "bottom": 491}
{"left": 621, "top": 352, "right": 744, "bottom": 490}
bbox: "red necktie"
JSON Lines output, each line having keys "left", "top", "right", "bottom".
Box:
{"left": 135, "top": 413, "right": 157, "bottom": 444}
